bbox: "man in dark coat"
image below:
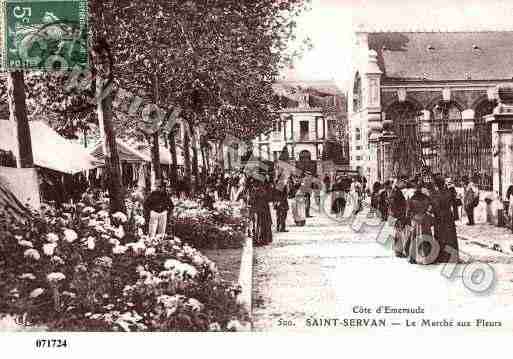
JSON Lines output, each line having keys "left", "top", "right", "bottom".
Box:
{"left": 302, "top": 172, "right": 314, "bottom": 218}
{"left": 144, "top": 180, "right": 174, "bottom": 236}
{"left": 274, "top": 177, "right": 289, "bottom": 232}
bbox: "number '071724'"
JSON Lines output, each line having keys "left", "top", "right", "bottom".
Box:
{"left": 35, "top": 339, "right": 68, "bottom": 348}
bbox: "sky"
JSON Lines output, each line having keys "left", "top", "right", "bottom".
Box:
{"left": 286, "top": 0, "right": 513, "bottom": 91}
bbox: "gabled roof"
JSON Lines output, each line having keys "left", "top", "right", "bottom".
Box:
{"left": 367, "top": 31, "right": 513, "bottom": 81}
{"left": 0, "top": 120, "right": 103, "bottom": 174}
{"left": 90, "top": 138, "right": 151, "bottom": 163}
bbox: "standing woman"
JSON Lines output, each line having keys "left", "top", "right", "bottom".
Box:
{"left": 294, "top": 182, "right": 307, "bottom": 226}
{"left": 407, "top": 179, "right": 435, "bottom": 265}
{"left": 505, "top": 184, "right": 513, "bottom": 232}
{"left": 431, "top": 176, "right": 459, "bottom": 263}
{"left": 254, "top": 180, "right": 274, "bottom": 246}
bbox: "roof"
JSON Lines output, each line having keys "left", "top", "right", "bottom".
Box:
{"left": 0, "top": 120, "right": 103, "bottom": 174}
{"left": 367, "top": 31, "right": 513, "bottom": 81}
{"left": 139, "top": 145, "right": 185, "bottom": 166}
{"left": 90, "top": 138, "right": 151, "bottom": 163}
{"left": 0, "top": 176, "right": 30, "bottom": 220}
{"left": 91, "top": 139, "right": 187, "bottom": 166}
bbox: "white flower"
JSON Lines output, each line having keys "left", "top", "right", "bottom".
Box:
{"left": 109, "top": 238, "right": 120, "bottom": 246}
{"left": 42, "top": 243, "right": 57, "bottom": 256}
{"left": 112, "top": 212, "right": 128, "bottom": 223}
{"left": 30, "top": 288, "right": 45, "bottom": 298}
{"left": 23, "top": 249, "right": 40, "bottom": 261}
{"left": 63, "top": 229, "right": 78, "bottom": 243}
{"left": 87, "top": 237, "right": 96, "bottom": 250}
{"left": 82, "top": 206, "right": 95, "bottom": 215}
{"left": 226, "top": 319, "right": 244, "bottom": 331}
{"left": 87, "top": 219, "right": 99, "bottom": 227}
{"left": 209, "top": 322, "right": 221, "bottom": 331}
{"left": 51, "top": 256, "right": 65, "bottom": 265}
{"left": 114, "top": 226, "right": 125, "bottom": 239}
{"left": 192, "top": 254, "right": 204, "bottom": 267}
{"left": 134, "top": 215, "right": 145, "bottom": 226}
{"left": 19, "top": 273, "right": 36, "bottom": 280}
{"left": 46, "top": 233, "right": 59, "bottom": 243}
{"left": 145, "top": 247, "right": 156, "bottom": 256}
{"left": 18, "top": 240, "right": 33, "bottom": 248}
{"left": 94, "top": 256, "right": 113, "bottom": 268}
{"left": 97, "top": 210, "right": 109, "bottom": 219}
{"left": 47, "top": 272, "right": 66, "bottom": 283}
{"left": 186, "top": 298, "right": 204, "bottom": 311}
{"left": 112, "top": 245, "right": 127, "bottom": 255}
{"left": 164, "top": 259, "right": 182, "bottom": 270}
{"left": 181, "top": 263, "right": 198, "bottom": 278}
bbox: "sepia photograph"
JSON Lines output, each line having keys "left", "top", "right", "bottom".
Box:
{"left": 0, "top": 0, "right": 513, "bottom": 356}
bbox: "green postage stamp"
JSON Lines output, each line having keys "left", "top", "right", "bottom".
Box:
{"left": 1, "top": 0, "right": 88, "bottom": 71}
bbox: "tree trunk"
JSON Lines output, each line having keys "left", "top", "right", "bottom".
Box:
{"left": 151, "top": 132, "right": 162, "bottom": 188}
{"left": 189, "top": 121, "right": 199, "bottom": 193}
{"left": 97, "top": 76, "right": 125, "bottom": 213}
{"left": 168, "top": 131, "right": 178, "bottom": 187}
{"left": 83, "top": 127, "right": 88, "bottom": 148}
{"left": 7, "top": 71, "right": 34, "bottom": 168}
{"left": 183, "top": 124, "right": 191, "bottom": 190}
{"left": 217, "top": 138, "right": 225, "bottom": 171}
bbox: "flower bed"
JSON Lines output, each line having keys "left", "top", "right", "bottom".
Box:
{"left": 0, "top": 202, "right": 250, "bottom": 331}
{"left": 171, "top": 199, "right": 248, "bottom": 249}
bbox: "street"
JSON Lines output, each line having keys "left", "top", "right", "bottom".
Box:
{"left": 252, "top": 201, "right": 513, "bottom": 331}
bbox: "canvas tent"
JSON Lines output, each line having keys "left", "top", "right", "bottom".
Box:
{"left": 0, "top": 120, "right": 103, "bottom": 174}
{"left": 0, "top": 175, "right": 31, "bottom": 220}
{"left": 90, "top": 139, "right": 151, "bottom": 163}
{"left": 140, "top": 145, "right": 185, "bottom": 166}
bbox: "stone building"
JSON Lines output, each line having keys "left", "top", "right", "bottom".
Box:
{"left": 349, "top": 30, "right": 513, "bottom": 195}
{"left": 253, "top": 81, "right": 347, "bottom": 174}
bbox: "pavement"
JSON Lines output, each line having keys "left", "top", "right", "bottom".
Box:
{"left": 252, "top": 201, "right": 513, "bottom": 332}
{"left": 457, "top": 222, "right": 513, "bottom": 255}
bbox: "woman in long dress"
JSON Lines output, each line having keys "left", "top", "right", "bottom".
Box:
{"left": 407, "top": 180, "right": 435, "bottom": 264}
{"left": 431, "top": 176, "right": 459, "bottom": 263}
{"left": 254, "top": 180, "right": 273, "bottom": 246}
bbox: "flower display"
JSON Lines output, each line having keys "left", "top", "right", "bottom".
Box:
{"left": 29, "top": 288, "right": 45, "bottom": 298}
{"left": 23, "top": 249, "right": 40, "bottom": 261}
{"left": 47, "top": 272, "right": 66, "bottom": 283}
{"left": 0, "top": 198, "right": 248, "bottom": 332}
{"left": 46, "top": 233, "right": 59, "bottom": 243}
{"left": 42, "top": 243, "right": 57, "bottom": 256}
{"left": 63, "top": 229, "right": 78, "bottom": 243}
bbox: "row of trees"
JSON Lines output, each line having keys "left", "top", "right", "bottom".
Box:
{"left": 4, "top": 0, "right": 311, "bottom": 212}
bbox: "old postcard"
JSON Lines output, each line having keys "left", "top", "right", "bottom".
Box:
{"left": 0, "top": 0, "right": 512, "bottom": 356}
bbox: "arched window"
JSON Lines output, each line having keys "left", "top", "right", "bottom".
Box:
{"left": 298, "top": 150, "right": 312, "bottom": 161}
{"left": 353, "top": 72, "right": 362, "bottom": 112}
{"left": 431, "top": 101, "right": 462, "bottom": 132}
{"left": 474, "top": 99, "right": 495, "bottom": 147}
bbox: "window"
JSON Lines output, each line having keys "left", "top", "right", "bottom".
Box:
{"left": 431, "top": 102, "right": 462, "bottom": 132}
{"left": 300, "top": 121, "right": 309, "bottom": 140}
{"left": 327, "top": 120, "right": 336, "bottom": 139}
{"left": 273, "top": 151, "right": 280, "bottom": 162}
{"left": 353, "top": 72, "right": 362, "bottom": 112}
{"left": 355, "top": 145, "right": 362, "bottom": 151}
{"left": 273, "top": 121, "right": 282, "bottom": 133}
{"left": 355, "top": 128, "right": 361, "bottom": 142}
{"left": 356, "top": 155, "right": 362, "bottom": 161}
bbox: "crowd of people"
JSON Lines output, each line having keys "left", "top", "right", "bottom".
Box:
{"left": 370, "top": 172, "right": 482, "bottom": 265}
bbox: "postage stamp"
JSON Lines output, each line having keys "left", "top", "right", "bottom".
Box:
{"left": 1, "top": 0, "right": 88, "bottom": 71}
